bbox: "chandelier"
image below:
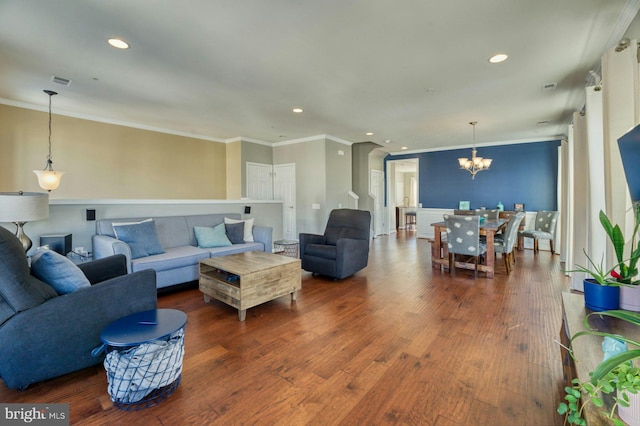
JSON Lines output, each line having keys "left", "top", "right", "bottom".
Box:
{"left": 457, "top": 121, "right": 492, "bottom": 179}
{"left": 33, "top": 90, "right": 65, "bottom": 191}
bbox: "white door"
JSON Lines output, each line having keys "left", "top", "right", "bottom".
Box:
{"left": 274, "top": 164, "right": 296, "bottom": 241}
{"left": 370, "top": 170, "right": 384, "bottom": 237}
{"left": 246, "top": 162, "right": 273, "bottom": 200}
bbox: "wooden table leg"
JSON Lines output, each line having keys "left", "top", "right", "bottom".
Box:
{"left": 485, "top": 230, "right": 495, "bottom": 278}
{"left": 432, "top": 227, "right": 442, "bottom": 269}
{"left": 238, "top": 309, "right": 247, "bottom": 321}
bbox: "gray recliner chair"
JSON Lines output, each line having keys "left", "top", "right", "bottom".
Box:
{"left": 299, "top": 209, "right": 372, "bottom": 279}
{"left": 0, "top": 226, "right": 157, "bottom": 389}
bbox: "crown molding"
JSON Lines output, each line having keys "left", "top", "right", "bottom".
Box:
{"left": 388, "top": 136, "right": 565, "bottom": 156}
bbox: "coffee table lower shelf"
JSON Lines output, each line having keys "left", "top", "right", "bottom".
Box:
{"left": 199, "top": 251, "right": 301, "bottom": 321}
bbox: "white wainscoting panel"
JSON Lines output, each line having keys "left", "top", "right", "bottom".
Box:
{"left": 416, "top": 208, "right": 452, "bottom": 239}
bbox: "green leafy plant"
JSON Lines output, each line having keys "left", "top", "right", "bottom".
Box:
{"left": 600, "top": 205, "right": 640, "bottom": 285}
{"left": 565, "top": 205, "right": 640, "bottom": 286}
{"left": 558, "top": 310, "right": 640, "bottom": 425}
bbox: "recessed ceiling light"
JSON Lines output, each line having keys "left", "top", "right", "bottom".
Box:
{"left": 108, "top": 38, "right": 130, "bottom": 49}
{"left": 292, "top": 108, "right": 303, "bottom": 113}
{"left": 401, "top": 146, "right": 408, "bottom": 150}
{"left": 365, "top": 132, "right": 374, "bottom": 136}
{"left": 488, "top": 53, "right": 508, "bottom": 64}
{"left": 384, "top": 139, "right": 391, "bottom": 144}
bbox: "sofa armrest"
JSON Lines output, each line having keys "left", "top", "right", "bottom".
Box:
{"left": 0, "top": 269, "right": 157, "bottom": 389}
{"left": 92, "top": 234, "right": 133, "bottom": 273}
{"left": 77, "top": 254, "right": 127, "bottom": 284}
{"left": 299, "top": 233, "right": 326, "bottom": 257}
{"left": 253, "top": 225, "right": 273, "bottom": 252}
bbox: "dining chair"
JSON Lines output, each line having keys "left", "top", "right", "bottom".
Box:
{"left": 493, "top": 212, "right": 525, "bottom": 273}
{"left": 519, "top": 210, "right": 559, "bottom": 254}
{"left": 443, "top": 214, "right": 487, "bottom": 277}
{"left": 474, "top": 208, "right": 499, "bottom": 220}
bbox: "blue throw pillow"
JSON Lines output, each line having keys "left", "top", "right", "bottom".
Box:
{"left": 225, "top": 222, "right": 245, "bottom": 244}
{"left": 31, "top": 248, "right": 90, "bottom": 295}
{"left": 113, "top": 220, "right": 165, "bottom": 259}
{"left": 194, "top": 224, "right": 232, "bottom": 248}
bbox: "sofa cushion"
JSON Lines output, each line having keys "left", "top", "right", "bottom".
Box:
{"left": 305, "top": 244, "right": 337, "bottom": 260}
{"left": 30, "top": 248, "right": 91, "bottom": 295}
{"left": 225, "top": 222, "right": 245, "bottom": 244}
{"left": 131, "top": 246, "right": 210, "bottom": 273}
{"left": 194, "top": 224, "right": 232, "bottom": 248}
{"left": 113, "top": 220, "right": 165, "bottom": 259}
{"left": 0, "top": 227, "right": 58, "bottom": 325}
{"left": 224, "top": 217, "right": 254, "bottom": 242}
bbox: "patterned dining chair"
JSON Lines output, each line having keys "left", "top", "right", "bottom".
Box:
{"left": 494, "top": 212, "right": 525, "bottom": 273}
{"left": 519, "top": 210, "right": 559, "bottom": 254}
{"left": 443, "top": 214, "right": 487, "bottom": 277}
{"left": 474, "top": 209, "right": 499, "bottom": 220}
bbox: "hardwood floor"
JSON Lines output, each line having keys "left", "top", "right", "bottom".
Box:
{"left": 0, "top": 231, "right": 570, "bottom": 425}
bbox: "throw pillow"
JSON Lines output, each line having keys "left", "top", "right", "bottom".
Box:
{"left": 194, "top": 224, "right": 232, "bottom": 248}
{"left": 30, "top": 248, "right": 91, "bottom": 295}
{"left": 113, "top": 220, "right": 165, "bottom": 259}
{"left": 225, "top": 222, "right": 245, "bottom": 244}
{"left": 111, "top": 218, "right": 152, "bottom": 235}
{"left": 224, "top": 217, "right": 254, "bottom": 242}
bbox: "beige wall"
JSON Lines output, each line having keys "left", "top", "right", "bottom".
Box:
{"left": 0, "top": 104, "right": 228, "bottom": 199}
{"left": 226, "top": 141, "right": 242, "bottom": 199}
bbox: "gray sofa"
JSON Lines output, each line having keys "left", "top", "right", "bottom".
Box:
{"left": 92, "top": 213, "right": 273, "bottom": 288}
{"left": 0, "top": 226, "right": 157, "bottom": 390}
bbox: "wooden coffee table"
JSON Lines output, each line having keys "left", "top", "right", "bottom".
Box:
{"left": 199, "top": 251, "right": 301, "bottom": 321}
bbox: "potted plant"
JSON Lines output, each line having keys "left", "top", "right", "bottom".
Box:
{"left": 604, "top": 204, "right": 640, "bottom": 311}
{"left": 558, "top": 310, "right": 640, "bottom": 425}
{"left": 567, "top": 205, "right": 640, "bottom": 312}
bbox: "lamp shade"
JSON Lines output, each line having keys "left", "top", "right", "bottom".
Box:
{"left": 0, "top": 192, "right": 49, "bottom": 222}
{"left": 33, "top": 170, "right": 64, "bottom": 191}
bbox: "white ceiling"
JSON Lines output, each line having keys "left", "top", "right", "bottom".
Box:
{"left": 1, "top": 0, "right": 638, "bottom": 153}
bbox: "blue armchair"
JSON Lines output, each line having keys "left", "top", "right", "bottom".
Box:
{"left": 299, "top": 209, "right": 371, "bottom": 279}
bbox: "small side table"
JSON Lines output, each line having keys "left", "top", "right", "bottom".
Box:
{"left": 99, "top": 309, "right": 187, "bottom": 410}
{"left": 273, "top": 239, "right": 299, "bottom": 258}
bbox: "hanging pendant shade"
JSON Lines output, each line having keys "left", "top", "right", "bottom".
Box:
{"left": 33, "top": 90, "right": 64, "bottom": 191}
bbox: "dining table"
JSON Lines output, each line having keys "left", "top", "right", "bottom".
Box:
{"left": 430, "top": 218, "right": 507, "bottom": 278}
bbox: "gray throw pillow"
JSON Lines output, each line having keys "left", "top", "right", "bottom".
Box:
{"left": 113, "top": 220, "right": 165, "bottom": 259}
{"left": 31, "top": 248, "right": 91, "bottom": 295}
{"left": 225, "top": 222, "right": 245, "bottom": 244}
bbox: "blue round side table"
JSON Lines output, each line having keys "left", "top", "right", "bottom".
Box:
{"left": 99, "top": 309, "right": 187, "bottom": 410}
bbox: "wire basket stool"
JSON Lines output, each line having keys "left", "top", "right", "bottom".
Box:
{"left": 103, "top": 327, "right": 185, "bottom": 410}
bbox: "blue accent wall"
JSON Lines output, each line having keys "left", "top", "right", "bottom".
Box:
{"left": 386, "top": 140, "right": 560, "bottom": 211}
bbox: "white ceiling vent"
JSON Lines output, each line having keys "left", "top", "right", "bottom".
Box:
{"left": 536, "top": 120, "right": 550, "bottom": 126}
{"left": 541, "top": 82, "right": 557, "bottom": 92}
{"left": 51, "top": 75, "right": 71, "bottom": 86}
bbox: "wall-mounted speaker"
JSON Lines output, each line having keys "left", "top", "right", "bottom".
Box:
{"left": 244, "top": 206, "right": 251, "bottom": 214}
{"left": 86, "top": 209, "right": 96, "bottom": 221}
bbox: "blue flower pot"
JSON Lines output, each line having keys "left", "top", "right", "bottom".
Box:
{"left": 583, "top": 278, "right": 620, "bottom": 312}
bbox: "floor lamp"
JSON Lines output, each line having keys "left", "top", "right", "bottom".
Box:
{"left": 0, "top": 192, "right": 50, "bottom": 252}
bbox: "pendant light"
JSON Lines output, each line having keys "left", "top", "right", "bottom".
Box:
{"left": 34, "top": 90, "right": 64, "bottom": 191}
{"left": 457, "top": 121, "right": 492, "bottom": 179}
